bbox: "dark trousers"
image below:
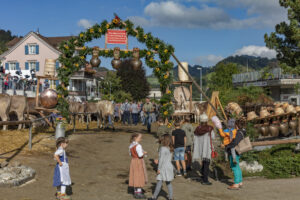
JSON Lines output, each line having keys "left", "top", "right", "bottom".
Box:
{"left": 201, "top": 159, "right": 210, "bottom": 183}
{"left": 123, "top": 111, "right": 131, "bottom": 125}
{"left": 132, "top": 113, "right": 138, "bottom": 125}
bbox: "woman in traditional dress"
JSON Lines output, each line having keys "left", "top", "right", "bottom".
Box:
{"left": 53, "top": 137, "right": 72, "bottom": 200}
{"left": 129, "top": 133, "right": 148, "bottom": 199}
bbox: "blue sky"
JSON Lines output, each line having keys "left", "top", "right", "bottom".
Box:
{"left": 0, "top": 0, "right": 287, "bottom": 74}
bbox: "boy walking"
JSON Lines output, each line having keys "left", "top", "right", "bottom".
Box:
{"left": 172, "top": 121, "right": 187, "bottom": 176}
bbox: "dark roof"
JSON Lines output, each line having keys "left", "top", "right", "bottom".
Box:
{"left": 93, "top": 71, "right": 107, "bottom": 79}
{"left": 6, "top": 32, "right": 74, "bottom": 50}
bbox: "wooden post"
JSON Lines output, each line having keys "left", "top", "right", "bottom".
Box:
{"left": 86, "top": 114, "right": 89, "bottom": 130}
{"left": 29, "top": 124, "right": 32, "bottom": 150}
{"left": 35, "top": 77, "right": 40, "bottom": 107}
{"left": 251, "top": 139, "right": 300, "bottom": 147}
{"left": 189, "top": 83, "right": 192, "bottom": 113}
{"left": 73, "top": 114, "right": 76, "bottom": 133}
{"left": 171, "top": 53, "right": 227, "bottom": 126}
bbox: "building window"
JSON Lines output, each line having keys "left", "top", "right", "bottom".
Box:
{"left": 28, "top": 62, "right": 36, "bottom": 70}
{"left": 9, "top": 62, "right": 17, "bottom": 70}
{"left": 28, "top": 44, "right": 37, "bottom": 54}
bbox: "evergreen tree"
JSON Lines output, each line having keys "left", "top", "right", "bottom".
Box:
{"left": 117, "top": 59, "right": 150, "bottom": 101}
{"left": 264, "top": 0, "right": 300, "bottom": 74}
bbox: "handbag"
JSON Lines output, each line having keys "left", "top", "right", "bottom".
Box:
{"left": 235, "top": 134, "right": 252, "bottom": 154}
{"left": 209, "top": 130, "right": 218, "bottom": 159}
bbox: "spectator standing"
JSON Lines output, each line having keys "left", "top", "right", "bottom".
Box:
{"left": 131, "top": 101, "right": 139, "bottom": 126}
{"left": 143, "top": 98, "right": 154, "bottom": 133}
{"left": 181, "top": 117, "right": 195, "bottom": 171}
{"left": 121, "top": 99, "right": 131, "bottom": 125}
{"left": 172, "top": 121, "right": 187, "bottom": 176}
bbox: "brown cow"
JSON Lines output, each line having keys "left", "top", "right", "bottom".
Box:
{"left": 0, "top": 94, "right": 11, "bottom": 130}
{"left": 69, "top": 101, "right": 85, "bottom": 124}
{"left": 10, "top": 95, "right": 28, "bottom": 129}
{"left": 0, "top": 94, "right": 28, "bottom": 130}
{"left": 96, "top": 100, "right": 114, "bottom": 129}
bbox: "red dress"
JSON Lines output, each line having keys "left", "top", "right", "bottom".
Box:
{"left": 129, "top": 144, "right": 148, "bottom": 187}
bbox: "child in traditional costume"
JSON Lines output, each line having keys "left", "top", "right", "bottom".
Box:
{"left": 53, "top": 137, "right": 71, "bottom": 200}
{"left": 149, "top": 134, "right": 174, "bottom": 200}
{"left": 129, "top": 133, "right": 148, "bottom": 199}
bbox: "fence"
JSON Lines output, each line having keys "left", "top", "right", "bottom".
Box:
{"left": 0, "top": 114, "right": 52, "bottom": 150}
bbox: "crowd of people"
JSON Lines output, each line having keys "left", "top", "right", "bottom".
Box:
{"left": 114, "top": 98, "right": 160, "bottom": 132}
{"left": 128, "top": 114, "right": 245, "bottom": 199}
{"left": 52, "top": 108, "right": 245, "bottom": 200}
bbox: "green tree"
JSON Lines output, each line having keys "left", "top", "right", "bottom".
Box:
{"left": 209, "top": 62, "right": 239, "bottom": 91}
{"left": 0, "top": 29, "right": 17, "bottom": 54}
{"left": 99, "top": 71, "right": 132, "bottom": 102}
{"left": 117, "top": 59, "right": 150, "bottom": 101}
{"left": 264, "top": 0, "right": 300, "bottom": 74}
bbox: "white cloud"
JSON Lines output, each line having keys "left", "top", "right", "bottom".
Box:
{"left": 77, "top": 19, "right": 93, "bottom": 29}
{"left": 234, "top": 45, "right": 276, "bottom": 59}
{"left": 128, "top": 0, "right": 287, "bottom": 29}
{"left": 195, "top": 54, "right": 224, "bottom": 67}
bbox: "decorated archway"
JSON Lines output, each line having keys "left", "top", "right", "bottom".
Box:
{"left": 57, "top": 15, "right": 174, "bottom": 118}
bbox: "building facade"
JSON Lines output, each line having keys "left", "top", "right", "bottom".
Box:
{"left": 233, "top": 68, "right": 300, "bottom": 105}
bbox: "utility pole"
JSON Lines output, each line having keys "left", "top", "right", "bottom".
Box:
{"left": 197, "top": 67, "right": 203, "bottom": 102}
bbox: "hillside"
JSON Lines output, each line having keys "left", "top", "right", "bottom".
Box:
{"left": 0, "top": 29, "right": 18, "bottom": 54}
{"left": 217, "top": 55, "right": 279, "bottom": 71}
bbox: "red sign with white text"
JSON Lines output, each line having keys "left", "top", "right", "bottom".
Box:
{"left": 106, "top": 29, "right": 127, "bottom": 44}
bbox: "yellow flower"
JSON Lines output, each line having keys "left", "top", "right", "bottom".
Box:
{"left": 106, "top": 24, "right": 110, "bottom": 29}
{"left": 164, "top": 111, "right": 168, "bottom": 116}
{"left": 75, "top": 63, "right": 79, "bottom": 67}
{"left": 63, "top": 66, "right": 67, "bottom": 69}
{"left": 163, "top": 103, "right": 167, "bottom": 106}
{"left": 144, "top": 35, "right": 147, "bottom": 39}
{"left": 167, "top": 90, "right": 171, "bottom": 94}
{"left": 98, "top": 28, "right": 102, "bottom": 33}
{"left": 165, "top": 60, "right": 169, "bottom": 64}
{"left": 155, "top": 67, "right": 160, "bottom": 72}
{"left": 155, "top": 45, "right": 159, "bottom": 49}
{"left": 156, "top": 60, "right": 159, "bottom": 63}
{"left": 64, "top": 44, "right": 69, "bottom": 49}
{"left": 164, "top": 74, "right": 169, "bottom": 79}
{"left": 58, "top": 94, "right": 62, "bottom": 99}
{"left": 105, "top": 49, "right": 109, "bottom": 54}
{"left": 80, "top": 33, "right": 84, "bottom": 38}
{"left": 82, "top": 46, "right": 86, "bottom": 50}
{"left": 80, "top": 56, "right": 85, "bottom": 60}
{"left": 147, "top": 51, "right": 151, "bottom": 56}
{"left": 89, "top": 28, "right": 94, "bottom": 33}
{"left": 126, "top": 28, "right": 129, "bottom": 31}
{"left": 63, "top": 86, "right": 67, "bottom": 90}
{"left": 164, "top": 49, "right": 168, "bottom": 53}
{"left": 124, "top": 50, "right": 128, "bottom": 54}
{"left": 150, "top": 58, "right": 154, "bottom": 62}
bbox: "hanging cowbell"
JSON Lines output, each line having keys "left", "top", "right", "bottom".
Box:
{"left": 111, "top": 47, "right": 122, "bottom": 69}
{"left": 131, "top": 47, "right": 142, "bottom": 70}
{"left": 90, "top": 46, "right": 101, "bottom": 68}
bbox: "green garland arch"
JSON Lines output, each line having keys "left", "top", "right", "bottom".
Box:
{"left": 57, "top": 16, "right": 174, "bottom": 119}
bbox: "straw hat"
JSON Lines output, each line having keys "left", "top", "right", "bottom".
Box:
{"left": 200, "top": 114, "right": 208, "bottom": 122}
{"left": 274, "top": 107, "right": 285, "bottom": 115}
{"left": 274, "top": 102, "right": 282, "bottom": 108}
{"left": 282, "top": 102, "right": 289, "bottom": 109}
{"left": 296, "top": 106, "right": 300, "bottom": 112}
{"left": 247, "top": 111, "right": 258, "bottom": 121}
{"left": 260, "top": 109, "right": 270, "bottom": 118}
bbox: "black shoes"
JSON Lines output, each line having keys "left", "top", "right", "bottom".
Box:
{"left": 202, "top": 181, "right": 212, "bottom": 185}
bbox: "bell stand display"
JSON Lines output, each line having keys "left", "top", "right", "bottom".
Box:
{"left": 172, "top": 80, "right": 193, "bottom": 119}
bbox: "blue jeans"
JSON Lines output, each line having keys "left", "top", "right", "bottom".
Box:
{"left": 229, "top": 155, "right": 243, "bottom": 184}
{"left": 123, "top": 111, "right": 130, "bottom": 125}
{"left": 174, "top": 147, "right": 185, "bottom": 161}
{"left": 146, "top": 114, "right": 153, "bottom": 132}
{"left": 132, "top": 113, "right": 138, "bottom": 125}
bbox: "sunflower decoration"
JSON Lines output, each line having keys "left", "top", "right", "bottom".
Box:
{"left": 164, "top": 111, "right": 168, "bottom": 116}
{"left": 112, "top": 13, "right": 121, "bottom": 25}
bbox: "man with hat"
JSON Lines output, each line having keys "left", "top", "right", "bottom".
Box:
{"left": 143, "top": 98, "right": 154, "bottom": 133}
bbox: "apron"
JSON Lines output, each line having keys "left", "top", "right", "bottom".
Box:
{"left": 59, "top": 151, "right": 71, "bottom": 185}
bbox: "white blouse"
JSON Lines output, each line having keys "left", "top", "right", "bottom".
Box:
{"left": 129, "top": 141, "right": 144, "bottom": 157}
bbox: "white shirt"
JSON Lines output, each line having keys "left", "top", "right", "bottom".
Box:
{"left": 131, "top": 103, "right": 139, "bottom": 114}
{"left": 129, "top": 141, "right": 144, "bottom": 157}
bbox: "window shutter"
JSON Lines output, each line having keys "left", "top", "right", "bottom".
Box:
{"left": 56, "top": 61, "right": 59, "bottom": 69}
{"left": 36, "top": 45, "right": 39, "bottom": 54}
{"left": 16, "top": 62, "right": 20, "bottom": 70}
{"left": 36, "top": 62, "right": 40, "bottom": 71}
{"left": 56, "top": 80, "right": 59, "bottom": 86}
{"left": 25, "top": 62, "right": 29, "bottom": 70}
{"left": 25, "top": 45, "right": 29, "bottom": 55}
{"left": 5, "top": 63, "right": 9, "bottom": 70}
